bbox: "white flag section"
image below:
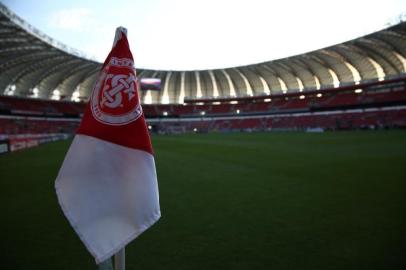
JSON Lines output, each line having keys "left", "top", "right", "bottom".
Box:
{"left": 55, "top": 27, "right": 160, "bottom": 264}
{"left": 55, "top": 135, "right": 160, "bottom": 263}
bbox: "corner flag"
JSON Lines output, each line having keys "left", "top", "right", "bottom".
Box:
{"left": 55, "top": 27, "right": 160, "bottom": 264}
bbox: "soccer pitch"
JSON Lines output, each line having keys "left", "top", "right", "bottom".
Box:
{"left": 1, "top": 131, "right": 405, "bottom": 270}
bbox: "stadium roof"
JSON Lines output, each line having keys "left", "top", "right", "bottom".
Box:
{"left": 1, "top": 3, "right": 406, "bottom": 104}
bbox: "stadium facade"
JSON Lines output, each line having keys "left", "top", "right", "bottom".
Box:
{"left": 1, "top": 2, "right": 406, "bottom": 104}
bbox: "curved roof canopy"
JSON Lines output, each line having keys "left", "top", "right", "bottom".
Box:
{"left": 1, "top": 3, "right": 406, "bottom": 104}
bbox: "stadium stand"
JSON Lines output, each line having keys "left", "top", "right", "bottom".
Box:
{"left": 1, "top": 2, "right": 406, "bottom": 142}
{"left": 0, "top": 77, "right": 405, "bottom": 137}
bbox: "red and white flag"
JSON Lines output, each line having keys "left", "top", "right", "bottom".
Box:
{"left": 55, "top": 27, "right": 160, "bottom": 263}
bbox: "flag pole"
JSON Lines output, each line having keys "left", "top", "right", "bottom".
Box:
{"left": 110, "top": 26, "right": 128, "bottom": 270}
{"left": 114, "top": 248, "right": 125, "bottom": 270}
{"left": 113, "top": 26, "right": 127, "bottom": 47}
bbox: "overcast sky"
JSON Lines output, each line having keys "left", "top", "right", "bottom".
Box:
{"left": 2, "top": 0, "right": 406, "bottom": 70}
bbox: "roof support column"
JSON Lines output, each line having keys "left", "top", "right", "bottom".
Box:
{"left": 208, "top": 70, "right": 219, "bottom": 97}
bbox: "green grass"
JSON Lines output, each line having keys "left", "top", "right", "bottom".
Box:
{"left": 1, "top": 131, "right": 406, "bottom": 270}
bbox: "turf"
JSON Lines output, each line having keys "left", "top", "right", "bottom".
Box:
{"left": 0, "top": 131, "right": 405, "bottom": 270}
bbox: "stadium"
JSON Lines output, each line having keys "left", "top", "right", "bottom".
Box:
{"left": 0, "top": 1, "right": 405, "bottom": 270}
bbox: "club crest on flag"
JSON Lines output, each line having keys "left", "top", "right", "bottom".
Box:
{"left": 91, "top": 57, "right": 142, "bottom": 126}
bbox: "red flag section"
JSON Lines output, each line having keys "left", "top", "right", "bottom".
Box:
{"left": 77, "top": 30, "right": 152, "bottom": 154}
